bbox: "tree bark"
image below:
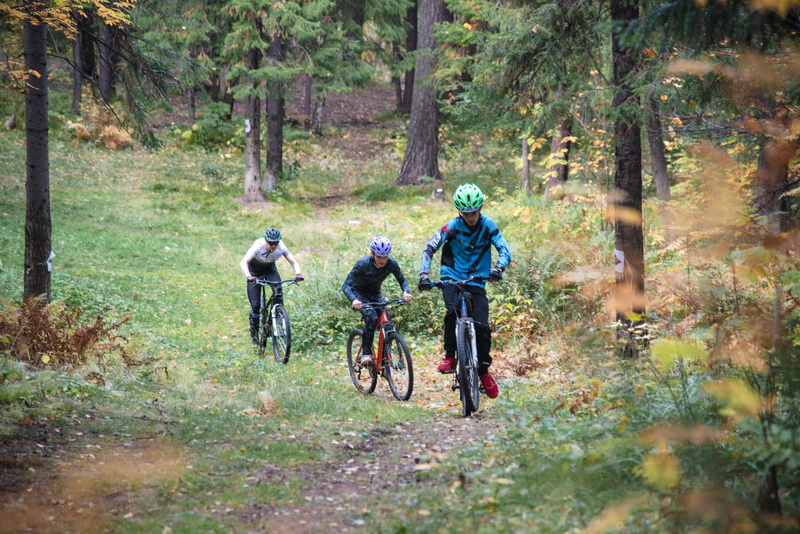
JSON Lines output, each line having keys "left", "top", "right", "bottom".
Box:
{"left": 611, "top": 0, "right": 644, "bottom": 328}
{"left": 243, "top": 45, "right": 263, "bottom": 203}
{"left": 304, "top": 74, "right": 312, "bottom": 129}
{"left": 396, "top": 0, "right": 445, "bottom": 185}
{"left": 23, "top": 2, "right": 52, "bottom": 302}
{"left": 521, "top": 137, "right": 531, "bottom": 196}
{"left": 647, "top": 94, "right": 675, "bottom": 242}
{"left": 70, "top": 12, "right": 83, "bottom": 115}
{"left": 402, "top": 0, "right": 418, "bottom": 113}
{"left": 755, "top": 137, "right": 799, "bottom": 234}
{"left": 187, "top": 86, "right": 196, "bottom": 125}
{"left": 98, "top": 22, "right": 116, "bottom": 104}
{"left": 543, "top": 114, "right": 573, "bottom": 203}
{"left": 311, "top": 96, "right": 325, "bottom": 136}
{"left": 264, "top": 34, "right": 284, "bottom": 192}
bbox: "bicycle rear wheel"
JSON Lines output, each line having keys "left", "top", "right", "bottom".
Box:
{"left": 346, "top": 330, "right": 377, "bottom": 394}
{"left": 384, "top": 332, "right": 413, "bottom": 401}
{"left": 271, "top": 305, "right": 291, "bottom": 364}
{"left": 257, "top": 311, "right": 269, "bottom": 357}
{"left": 456, "top": 321, "right": 480, "bottom": 416}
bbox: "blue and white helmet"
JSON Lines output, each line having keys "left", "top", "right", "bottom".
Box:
{"left": 370, "top": 236, "right": 392, "bottom": 257}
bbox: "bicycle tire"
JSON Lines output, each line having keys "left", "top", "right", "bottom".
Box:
{"left": 384, "top": 332, "right": 413, "bottom": 401}
{"left": 271, "top": 305, "right": 291, "bottom": 364}
{"left": 456, "top": 321, "right": 480, "bottom": 416}
{"left": 346, "top": 330, "right": 377, "bottom": 394}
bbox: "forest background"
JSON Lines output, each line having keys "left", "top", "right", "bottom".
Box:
{"left": 1, "top": 0, "right": 800, "bottom": 532}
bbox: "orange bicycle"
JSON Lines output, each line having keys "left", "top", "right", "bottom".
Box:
{"left": 346, "top": 298, "right": 413, "bottom": 401}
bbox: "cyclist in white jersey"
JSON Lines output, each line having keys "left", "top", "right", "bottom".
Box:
{"left": 240, "top": 227, "right": 304, "bottom": 347}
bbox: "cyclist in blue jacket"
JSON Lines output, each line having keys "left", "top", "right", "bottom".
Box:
{"left": 342, "top": 236, "right": 413, "bottom": 366}
{"left": 418, "top": 183, "right": 512, "bottom": 398}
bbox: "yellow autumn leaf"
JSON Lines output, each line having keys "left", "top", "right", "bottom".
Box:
{"left": 463, "top": 22, "right": 472, "bottom": 30}
{"left": 705, "top": 380, "right": 762, "bottom": 418}
{"left": 41, "top": 354, "right": 51, "bottom": 364}
{"left": 651, "top": 339, "right": 709, "bottom": 371}
{"left": 641, "top": 450, "right": 681, "bottom": 490}
{"left": 750, "top": 0, "right": 800, "bottom": 17}
{"left": 604, "top": 206, "right": 643, "bottom": 226}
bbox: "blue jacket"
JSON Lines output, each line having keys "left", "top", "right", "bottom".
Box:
{"left": 420, "top": 214, "right": 512, "bottom": 287}
{"left": 342, "top": 256, "right": 411, "bottom": 302}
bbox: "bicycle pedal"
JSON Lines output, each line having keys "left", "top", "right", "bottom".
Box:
{"left": 438, "top": 369, "right": 456, "bottom": 374}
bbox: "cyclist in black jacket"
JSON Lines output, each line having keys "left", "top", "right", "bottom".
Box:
{"left": 342, "top": 236, "right": 412, "bottom": 366}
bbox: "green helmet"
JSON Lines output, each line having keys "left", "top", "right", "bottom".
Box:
{"left": 453, "top": 183, "right": 484, "bottom": 213}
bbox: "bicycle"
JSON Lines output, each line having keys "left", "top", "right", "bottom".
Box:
{"left": 431, "top": 275, "right": 491, "bottom": 417}
{"left": 251, "top": 278, "right": 299, "bottom": 364}
{"left": 346, "top": 298, "right": 414, "bottom": 401}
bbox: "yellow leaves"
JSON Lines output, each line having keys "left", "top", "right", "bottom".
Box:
{"left": 705, "top": 379, "right": 763, "bottom": 418}
{"left": 604, "top": 206, "right": 643, "bottom": 226}
{"left": 750, "top": 0, "right": 800, "bottom": 17}
{"left": 651, "top": 339, "right": 709, "bottom": 371}
{"left": 583, "top": 497, "right": 644, "bottom": 534}
{"left": 640, "top": 450, "right": 681, "bottom": 490}
{"left": 463, "top": 22, "right": 472, "bottom": 30}
{"left": 643, "top": 48, "right": 658, "bottom": 59}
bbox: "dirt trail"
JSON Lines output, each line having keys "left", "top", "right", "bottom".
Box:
{"left": 246, "top": 412, "right": 501, "bottom": 533}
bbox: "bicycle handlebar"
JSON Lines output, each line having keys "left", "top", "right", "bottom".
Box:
{"left": 354, "top": 298, "right": 408, "bottom": 311}
{"left": 251, "top": 278, "right": 300, "bottom": 287}
{"left": 430, "top": 275, "right": 490, "bottom": 288}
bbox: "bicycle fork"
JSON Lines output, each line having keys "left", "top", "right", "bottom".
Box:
{"left": 451, "top": 319, "right": 478, "bottom": 391}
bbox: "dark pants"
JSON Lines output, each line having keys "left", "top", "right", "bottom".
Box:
{"left": 442, "top": 284, "right": 492, "bottom": 374}
{"left": 356, "top": 293, "right": 381, "bottom": 355}
{"left": 247, "top": 263, "right": 281, "bottom": 317}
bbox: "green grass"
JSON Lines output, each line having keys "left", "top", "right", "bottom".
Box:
{"left": 2, "top": 112, "right": 798, "bottom": 533}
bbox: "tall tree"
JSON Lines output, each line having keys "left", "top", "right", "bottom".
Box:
{"left": 396, "top": 0, "right": 447, "bottom": 185}
{"left": 611, "top": 0, "right": 644, "bottom": 329}
{"left": 22, "top": 0, "right": 51, "bottom": 302}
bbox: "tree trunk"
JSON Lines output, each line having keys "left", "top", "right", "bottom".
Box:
{"left": 647, "top": 94, "right": 675, "bottom": 242}
{"left": 311, "top": 96, "right": 325, "bottom": 136}
{"left": 543, "top": 114, "right": 573, "bottom": 203}
{"left": 98, "top": 23, "right": 116, "bottom": 104}
{"left": 521, "top": 136, "right": 531, "bottom": 196}
{"left": 402, "top": 0, "right": 417, "bottom": 113}
{"left": 187, "top": 87, "right": 196, "bottom": 125}
{"left": 393, "top": 75, "right": 403, "bottom": 111}
{"left": 23, "top": 3, "right": 52, "bottom": 302}
{"left": 243, "top": 46, "right": 263, "bottom": 204}
{"left": 304, "top": 74, "right": 312, "bottom": 130}
{"left": 264, "top": 34, "right": 284, "bottom": 192}
{"left": 70, "top": 11, "right": 83, "bottom": 115}
{"left": 611, "top": 0, "right": 644, "bottom": 329}
{"left": 755, "top": 137, "right": 799, "bottom": 234}
{"left": 396, "top": 0, "right": 445, "bottom": 185}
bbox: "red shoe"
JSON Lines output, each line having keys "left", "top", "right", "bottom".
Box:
{"left": 479, "top": 373, "right": 499, "bottom": 399}
{"left": 436, "top": 357, "right": 456, "bottom": 374}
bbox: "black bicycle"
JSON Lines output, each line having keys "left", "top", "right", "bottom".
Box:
{"left": 432, "top": 276, "right": 490, "bottom": 417}
{"left": 251, "top": 278, "right": 299, "bottom": 363}
{"left": 346, "top": 299, "right": 414, "bottom": 401}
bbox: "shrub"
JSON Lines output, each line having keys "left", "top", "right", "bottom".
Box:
{"left": 0, "top": 297, "right": 131, "bottom": 370}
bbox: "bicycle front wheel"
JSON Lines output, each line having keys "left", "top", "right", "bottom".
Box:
{"left": 456, "top": 321, "right": 480, "bottom": 416}
{"left": 346, "top": 330, "right": 377, "bottom": 394}
{"left": 271, "top": 305, "right": 291, "bottom": 364}
{"left": 384, "top": 332, "right": 413, "bottom": 401}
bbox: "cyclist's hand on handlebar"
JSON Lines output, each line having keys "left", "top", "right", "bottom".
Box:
{"left": 418, "top": 275, "right": 432, "bottom": 291}
{"left": 403, "top": 292, "right": 413, "bottom": 302}
{"left": 352, "top": 299, "right": 363, "bottom": 310}
{"left": 247, "top": 276, "right": 256, "bottom": 283}
{"left": 294, "top": 273, "right": 305, "bottom": 282}
{"left": 489, "top": 267, "right": 503, "bottom": 282}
